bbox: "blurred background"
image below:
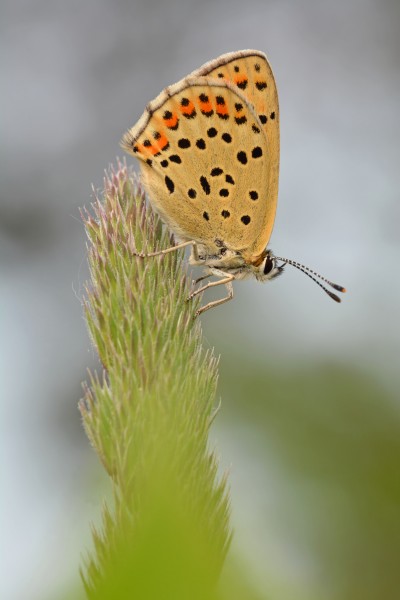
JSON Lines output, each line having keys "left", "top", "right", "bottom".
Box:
{"left": 2, "top": 0, "right": 400, "bottom": 598}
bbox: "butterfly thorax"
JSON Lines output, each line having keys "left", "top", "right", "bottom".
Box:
{"left": 190, "top": 245, "right": 283, "bottom": 282}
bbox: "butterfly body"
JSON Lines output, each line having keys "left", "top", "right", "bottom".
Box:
{"left": 122, "top": 50, "right": 345, "bottom": 314}
{"left": 188, "top": 244, "right": 283, "bottom": 282}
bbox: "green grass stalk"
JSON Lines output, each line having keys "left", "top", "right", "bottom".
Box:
{"left": 79, "top": 161, "right": 231, "bottom": 599}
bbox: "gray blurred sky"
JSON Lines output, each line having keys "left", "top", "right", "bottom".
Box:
{"left": 2, "top": 1, "right": 400, "bottom": 598}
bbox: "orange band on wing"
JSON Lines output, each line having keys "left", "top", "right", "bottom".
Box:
{"left": 216, "top": 104, "right": 229, "bottom": 117}
{"left": 137, "top": 142, "right": 159, "bottom": 156}
{"left": 179, "top": 101, "right": 196, "bottom": 116}
{"left": 154, "top": 132, "right": 169, "bottom": 151}
{"left": 199, "top": 99, "right": 213, "bottom": 114}
{"left": 234, "top": 75, "right": 248, "bottom": 89}
{"left": 163, "top": 113, "right": 179, "bottom": 129}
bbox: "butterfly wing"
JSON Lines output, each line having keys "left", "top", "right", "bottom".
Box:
{"left": 122, "top": 53, "right": 277, "bottom": 260}
{"left": 193, "top": 50, "right": 280, "bottom": 255}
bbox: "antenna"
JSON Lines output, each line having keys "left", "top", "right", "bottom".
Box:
{"left": 274, "top": 256, "right": 347, "bottom": 303}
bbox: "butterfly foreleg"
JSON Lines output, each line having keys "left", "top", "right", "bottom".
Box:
{"left": 188, "top": 274, "right": 234, "bottom": 300}
{"left": 187, "top": 274, "right": 235, "bottom": 316}
{"left": 192, "top": 273, "right": 212, "bottom": 286}
{"left": 194, "top": 279, "right": 234, "bottom": 317}
{"left": 189, "top": 272, "right": 212, "bottom": 297}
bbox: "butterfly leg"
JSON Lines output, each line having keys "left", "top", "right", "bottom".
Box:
{"left": 132, "top": 240, "right": 196, "bottom": 258}
{"left": 186, "top": 275, "right": 234, "bottom": 315}
{"left": 188, "top": 274, "right": 234, "bottom": 299}
{"left": 194, "top": 274, "right": 212, "bottom": 285}
{"left": 189, "top": 273, "right": 212, "bottom": 296}
{"left": 195, "top": 279, "right": 234, "bottom": 317}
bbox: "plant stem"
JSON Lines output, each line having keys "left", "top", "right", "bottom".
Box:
{"left": 79, "top": 161, "right": 231, "bottom": 599}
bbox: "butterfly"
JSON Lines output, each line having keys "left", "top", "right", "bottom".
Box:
{"left": 121, "top": 50, "right": 345, "bottom": 316}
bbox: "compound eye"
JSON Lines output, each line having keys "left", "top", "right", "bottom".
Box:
{"left": 263, "top": 256, "right": 274, "bottom": 275}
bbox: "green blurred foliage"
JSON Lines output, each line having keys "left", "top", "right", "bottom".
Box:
{"left": 218, "top": 354, "right": 400, "bottom": 600}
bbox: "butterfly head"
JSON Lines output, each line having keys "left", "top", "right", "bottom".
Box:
{"left": 256, "top": 250, "right": 284, "bottom": 282}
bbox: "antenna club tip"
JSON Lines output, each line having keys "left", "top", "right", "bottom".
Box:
{"left": 328, "top": 291, "right": 342, "bottom": 303}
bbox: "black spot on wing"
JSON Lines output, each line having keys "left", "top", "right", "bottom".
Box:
{"left": 200, "top": 176, "right": 211, "bottom": 195}
{"left": 178, "top": 138, "right": 191, "bottom": 149}
{"left": 235, "top": 115, "right": 247, "bottom": 125}
{"left": 237, "top": 151, "right": 248, "bottom": 165}
{"left": 252, "top": 146, "right": 263, "bottom": 158}
{"left": 165, "top": 176, "right": 175, "bottom": 194}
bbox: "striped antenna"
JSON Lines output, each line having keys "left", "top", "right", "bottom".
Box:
{"left": 274, "top": 256, "right": 346, "bottom": 303}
